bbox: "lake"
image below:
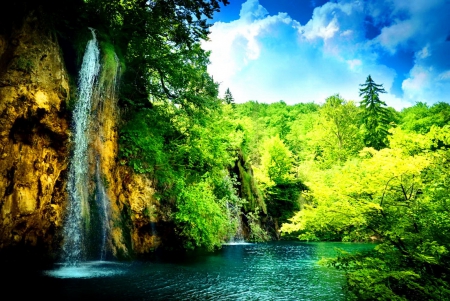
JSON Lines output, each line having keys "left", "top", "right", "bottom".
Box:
{"left": 8, "top": 241, "right": 373, "bottom": 300}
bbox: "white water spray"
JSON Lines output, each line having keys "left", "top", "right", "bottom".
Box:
{"left": 63, "top": 28, "right": 100, "bottom": 264}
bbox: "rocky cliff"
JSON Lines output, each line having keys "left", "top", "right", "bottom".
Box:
{"left": 0, "top": 13, "right": 162, "bottom": 261}
{"left": 87, "top": 51, "right": 162, "bottom": 258}
{"left": 0, "top": 13, "right": 70, "bottom": 256}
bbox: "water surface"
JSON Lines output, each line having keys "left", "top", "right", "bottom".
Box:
{"left": 12, "top": 241, "right": 373, "bottom": 300}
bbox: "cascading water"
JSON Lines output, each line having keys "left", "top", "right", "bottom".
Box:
{"left": 95, "top": 156, "right": 110, "bottom": 261}
{"left": 89, "top": 48, "right": 121, "bottom": 261}
{"left": 63, "top": 28, "right": 100, "bottom": 264}
{"left": 234, "top": 212, "right": 245, "bottom": 243}
{"left": 226, "top": 201, "right": 245, "bottom": 244}
{"left": 220, "top": 173, "right": 247, "bottom": 245}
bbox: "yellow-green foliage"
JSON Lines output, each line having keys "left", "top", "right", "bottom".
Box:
{"left": 255, "top": 135, "right": 293, "bottom": 187}
{"left": 281, "top": 145, "right": 430, "bottom": 241}
{"left": 306, "top": 95, "right": 363, "bottom": 167}
{"left": 247, "top": 209, "right": 270, "bottom": 242}
{"left": 13, "top": 56, "right": 34, "bottom": 72}
{"left": 282, "top": 126, "right": 450, "bottom": 300}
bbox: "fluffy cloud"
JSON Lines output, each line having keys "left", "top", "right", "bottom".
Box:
{"left": 367, "top": 0, "right": 450, "bottom": 104}
{"left": 203, "top": 0, "right": 450, "bottom": 110}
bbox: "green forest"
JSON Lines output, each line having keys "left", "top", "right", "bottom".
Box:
{"left": 119, "top": 40, "right": 450, "bottom": 298}
{"left": 3, "top": 0, "right": 450, "bottom": 300}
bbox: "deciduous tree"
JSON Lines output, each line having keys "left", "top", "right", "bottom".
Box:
{"left": 308, "top": 94, "right": 363, "bottom": 166}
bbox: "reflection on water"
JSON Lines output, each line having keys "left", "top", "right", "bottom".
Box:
{"left": 9, "top": 242, "right": 374, "bottom": 300}
{"left": 222, "top": 242, "right": 254, "bottom": 246}
{"left": 44, "top": 261, "right": 127, "bottom": 279}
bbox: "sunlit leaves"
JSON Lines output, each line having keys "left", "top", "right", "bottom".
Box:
{"left": 307, "top": 95, "right": 363, "bottom": 167}
{"left": 400, "top": 102, "right": 450, "bottom": 134}
{"left": 282, "top": 125, "right": 450, "bottom": 299}
{"left": 255, "top": 135, "right": 293, "bottom": 187}
{"left": 281, "top": 144, "right": 430, "bottom": 240}
{"left": 174, "top": 179, "right": 229, "bottom": 250}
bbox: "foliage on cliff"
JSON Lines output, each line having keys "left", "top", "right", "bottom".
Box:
{"left": 3, "top": 0, "right": 248, "bottom": 252}
{"left": 94, "top": 0, "right": 249, "bottom": 250}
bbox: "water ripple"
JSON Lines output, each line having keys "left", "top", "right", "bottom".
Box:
{"left": 39, "top": 242, "right": 373, "bottom": 300}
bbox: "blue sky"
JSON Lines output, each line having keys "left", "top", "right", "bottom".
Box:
{"left": 202, "top": 0, "right": 450, "bottom": 109}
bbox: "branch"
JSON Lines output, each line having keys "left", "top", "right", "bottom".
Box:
{"left": 156, "top": 67, "right": 178, "bottom": 99}
{"left": 400, "top": 183, "right": 408, "bottom": 202}
{"left": 380, "top": 175, "right": 398, "bottom": 207}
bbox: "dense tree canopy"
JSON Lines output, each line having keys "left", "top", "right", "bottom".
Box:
{"left": 400, "top": 102, "right": 450, "bottom": 134}
{"left": 77, "top": 0, "right": 240, "bottom": 250}
{"left": 281, "top": 121, "right": 450, "bottom": 300}
{"left": 309, "top": 94, "right": 363, "bottom": 166}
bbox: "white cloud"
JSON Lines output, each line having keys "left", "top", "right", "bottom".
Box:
{"left": 368, "top": 0, "right": 450, "bottom": 104}
{"left": 347, "top": 59, "right": 362, "bottom": 70}
{"left": 301, "top": 15, "right": 339, "bottom": 40}
{"left": 402, "top": 64, "right": 450, "bottom": 105}
{"left": 402, "top": 67, "right": 429, "bottom": 92}
{"left": 204, "top": 0, "right": 450, "bottom": 110}
{"left": 239, "top": 0, "right": 268, "bottom": 21}
{"left": 376, "top": 21, "right": 415, "bottom": 53}
{"left": 417, "top": 46, "right": 430, "bottom": 59}
{"left": 340, "top": 30, "right": 353, "bottom": 37}
{"left": 438, "top": 70, "right": 450, "bottom": 80}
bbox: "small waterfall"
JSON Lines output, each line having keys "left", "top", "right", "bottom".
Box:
{"left": 234, "top": 213, "right": 245, "bottom": 243}
{"left": 95, "top": 157, "right": 110, "bottom": 261}
{"left": 89, "top": 46, "right": 121, "bottom": 260}
{"left": 226, "top": 201, "right": 245, "bottom": 244}
{"left": 63, "top": 28, "right": 100, "bottom": 264}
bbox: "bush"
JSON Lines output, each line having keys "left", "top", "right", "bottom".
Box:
{"left": 174, "top": 179, "right": 229, "bottom": 250}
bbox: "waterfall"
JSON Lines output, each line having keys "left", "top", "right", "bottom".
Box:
{"left": 95, "top": 156, "right": 110, "bottom": 261}
{"left": 63, "top": 28, "right": 100, "bottom": 264}
{"left": 90, "top": 51, "right": 120, "bottom": 261}
{"left": 234, "top": 213, "right": 245, "bottom": 243}
{"left": 226, "top": 201, "right": 245, "bottom": 244}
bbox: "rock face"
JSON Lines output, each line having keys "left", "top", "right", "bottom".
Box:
{"left": 0, "top": 13, "right": 163, "bottom": 260}
{"left": 0, "top": 13, "right": 70, "bottom": 255}
{"left": 114, "top": 169, "right": 162, "bottom": 255}
{"left": 85, "top": 45, "right": 162, "bottom": 258}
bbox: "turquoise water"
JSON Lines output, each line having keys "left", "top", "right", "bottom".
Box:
{"left": 17, "top": 242, "right": 373, "bottom": 300}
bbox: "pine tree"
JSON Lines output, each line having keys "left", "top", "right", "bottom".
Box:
{"left": 359, "top": 75, "right": 390, "bottom": 150}
{"left": 224, "top": 88, "right": 235, "bottom": 106}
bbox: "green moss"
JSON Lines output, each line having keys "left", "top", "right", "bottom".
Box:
{"left": 66, "top": 75, "right": 78, "bottom": 111}
{"left": 115, "top": 203, "right": 133, "bottom": 259}
{"left": 86, "top": 189, "right": 99, "bottom": 259}
{"left": 99, "top": 41, "right": 119, "bottom": 87}
{"left": 58, "top": 27, "right": 94, "bottom": 112}
{"left": 13, "top": 57, "right": 34, "bottom": 72}
{"left": 143, "top": 206, "right": 150, "bottom": 218}
{"left": 102, "top": 175, "right": 110, "bottom": 189}
{"left": 237, "top": 160, "right": 266, "bottom": 213}
{"left": 77, "top": 29, "right": 95, "bottom": 64}
{"left": 97, "top": 29, "right": 126, "bottom": 74}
